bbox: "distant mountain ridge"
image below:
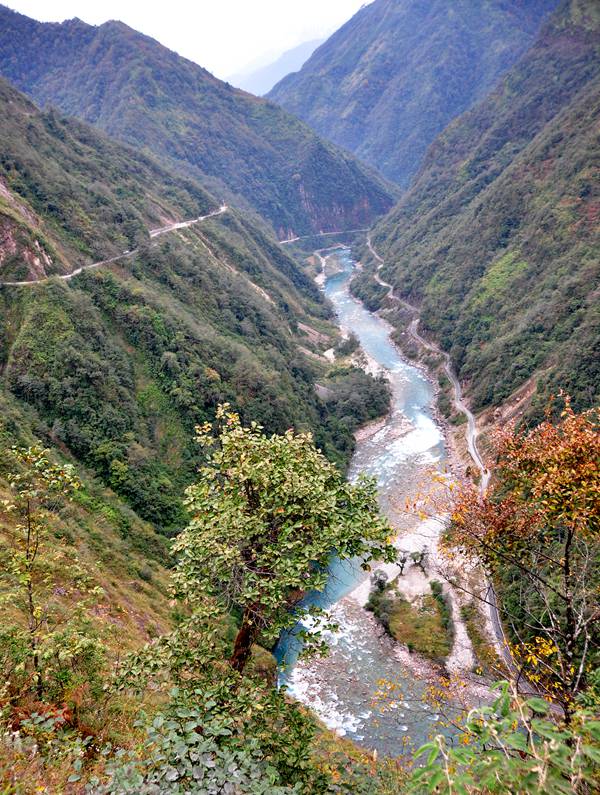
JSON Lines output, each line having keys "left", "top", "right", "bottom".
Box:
{"left": 358, "top": 0, "right": 600, "bottom": 417}
{"left": 0, "top": 5, "right": 395, "bottom": 239}
{"left": 268, "top": 0, "right": 560, "bottom": 187}
{"left": 229, "top": 38, "right": 325, "bottom": 96}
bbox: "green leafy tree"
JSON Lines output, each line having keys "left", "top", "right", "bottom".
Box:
{"left": 0, "top": 445, "right": 104, "bottom": 703}
{"left": 110, "top": 409, "right": 395, "bottom": 791}
{"left": 409, "top": 682, "right": 600, "bottom": 794}
{"left": 114, "top": 614, "right": 329, "bottom": 792}
{"left": 91, "top": 692, "right": 305, "bottom": 794}
{"left": 173, "top": 404, "right": 395, "bottom": 673}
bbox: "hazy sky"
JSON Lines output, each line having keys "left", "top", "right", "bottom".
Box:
{"left": 4, "top": 1, "right": 372, "bottom": 79}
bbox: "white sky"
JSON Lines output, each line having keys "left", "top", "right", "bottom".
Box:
{"left": 3, "top": 1, "right": 372, "bottom": 79}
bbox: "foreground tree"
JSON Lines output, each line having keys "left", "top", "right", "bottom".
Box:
{"left": 173, "top": 404, "right": 396, "bottom": 673}
{"left": 410, "top": 683, "right": 600, "bottom": 794}
{"left": 111, "top": 407, "right": 400, "bottom": 792}
{"left": 0, "top": 445, "right": 105, "bottom": 713}
{"left": 446, "top": 398, "right": 600, "bottom": 719}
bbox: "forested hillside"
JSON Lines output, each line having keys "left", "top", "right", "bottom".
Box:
{"left": 268, "top": 0, "right": 558, "bottom": 186}
{"left": 0, "top": 79, "right": 218, "bottom": 283}
{"left": 0, "top": 2, "right": 598, "bottom": 790}
{"left": 358, "top": 0, "right": 600, "bottom": 417}
{"left": 0, "top": 5, "right": 395, "bottom": 240}
{"left": 0, "top": 79, "right": 390, "bottom": 535}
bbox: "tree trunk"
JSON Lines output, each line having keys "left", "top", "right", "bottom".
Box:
{"left": 230, "top": 610, "right": 256, "bottom": 674}
{"left": 562, "top": 525, "right": 576, "bottom": 726}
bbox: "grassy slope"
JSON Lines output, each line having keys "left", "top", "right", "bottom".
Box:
{"left": 0, "top": 6, "right": 396, "bottom": 239}
{"left": 268, "top": 0, "right": 558, "bottom": 186}
{"left": 364, "top": 0, "right": 600, "bottom": 418}
{"left": 0, "top": 390, "right": 173, "bottom": 647}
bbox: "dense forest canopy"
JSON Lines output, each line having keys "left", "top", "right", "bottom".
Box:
{"left": 268, "top": 0, "right": 559, "bottom": 186}
{"left": 359, "top": 0, "right": 600, "bottom": 418}
{"left": 0, "top": 79, "right": 390, "bottom": 533}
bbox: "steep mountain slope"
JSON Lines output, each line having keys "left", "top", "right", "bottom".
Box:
{"left": 359, "top": 0, "right": 600, "bottom": 417}
{"left": 0, "top": 79, "right": 389, "bottom": 533}
{"left": 229, "top": 38, "right": 325, "bottom": 96}
{"left": 0, "top": 6, "right": 395, "bottom": 240}
{"left": 0, "top": 80, "right": 218, "bottom": 283}
{"left": 268, "top": 0, "right": 559, "bottom": 187}
{"left": 0, "top": 387, "right": 174, "bottom": 630}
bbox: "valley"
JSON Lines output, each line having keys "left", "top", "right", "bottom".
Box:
{"left": 0, "top": 5, "right": 397, "bottom": 240}
{"left": 0, "top": 0, "right": 597, "bottom": 791}
{"left": 366, "top": 235, "right": 490, "bottom": 495}
{"left": 359, "top": 0, "right": 600, "bottom": 422}
{"left": 269, "top": 0, "right": 560, "bottom": 186}
{"left": 277, "top": 245, "right": 490, "bottom": 754}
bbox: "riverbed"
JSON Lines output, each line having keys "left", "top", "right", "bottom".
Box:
{"left": 276, "top": 248, "right": 473, "bottom": 756}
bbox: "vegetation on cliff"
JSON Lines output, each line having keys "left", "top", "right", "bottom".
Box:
{"left": 0, "top": 80, "right": 391, "bottom": 533}
{"left": 362, "top": 0, "right": 600, "bottom": 417}
{"left": 447, "top": 399, "right": 600, "bottom": 720}
{"left": 0, "top": 5, "right": 396, "bottom": 239}
{"left": 0, "top": 2, "right": 598, "bottom": 790}
{"left": 268, "top": 0, "right": 558, "bottom": 186}
{"left": 0, "top": 415, "right": 404, "bottom": 793}
{"left": 1, "top": 404, "right": 598, "bottom": 792}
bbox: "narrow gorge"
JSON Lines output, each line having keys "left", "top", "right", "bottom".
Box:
{"left": 276, "top": 246, "right": 493, "bottom": 755}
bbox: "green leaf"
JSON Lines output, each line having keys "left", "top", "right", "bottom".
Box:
{"left": 527, "top": 697, "right": 549, "bottom": 714}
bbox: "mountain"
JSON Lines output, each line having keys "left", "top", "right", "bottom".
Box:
{"left": 0, "top": 81, "right": 217, "bottom": 284}
{"left": 229, "top": 38, "right": 325, "bottom": 96}
{"left": 0, "top": 83, "right": 398, "bottom": 795}
{"left": 358, "top": 0, "right": 600, "bottom": 418}
{"left": 0, "top": 6, "right": 395, "bottom": 240}
{"left": 0, "top": 78, "right": 390, "bottom": 533}
{"left": 268, "top": 0, "right": 560, "bottom": 187}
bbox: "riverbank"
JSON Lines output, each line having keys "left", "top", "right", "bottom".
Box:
{"left": 324, "top": 251, "right": 478, "bottom": 675}
{"left": 275, "top": 246, "right": 493, "bottom": 754}
{"left": 338, "top": 245, "right": 502, "bottom": 694}
{"left": 354, "top": 240, "right": 509, "bottom": 674}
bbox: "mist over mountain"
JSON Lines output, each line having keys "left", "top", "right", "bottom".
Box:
{"left": 229, "top": 38, "right": 325, "bottom": 96}
{"left": 0, "top": 5, "right": 395, "bottom": 239}
{"left": 268, "top": 0, "right": 560, "bottom": 187}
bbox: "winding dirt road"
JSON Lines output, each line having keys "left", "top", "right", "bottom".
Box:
{"left": 407, "top": 319, "right": 490, "bottom": 491}
{"left": 366, "top": 235, "right": 490, "bottom": 493}
{"left": 0, "top": 205, "right": 228, "bottom": 288}
{"left": 362, "top": 235, "right": 525, "bottom": 677}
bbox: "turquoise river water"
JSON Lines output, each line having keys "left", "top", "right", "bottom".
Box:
{"left": 275, "top": 249, "right": 462, "bottom": 756}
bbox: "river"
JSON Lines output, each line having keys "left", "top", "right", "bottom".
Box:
{"left": 276, "top": 248, "right": 466, "bottom": 757}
